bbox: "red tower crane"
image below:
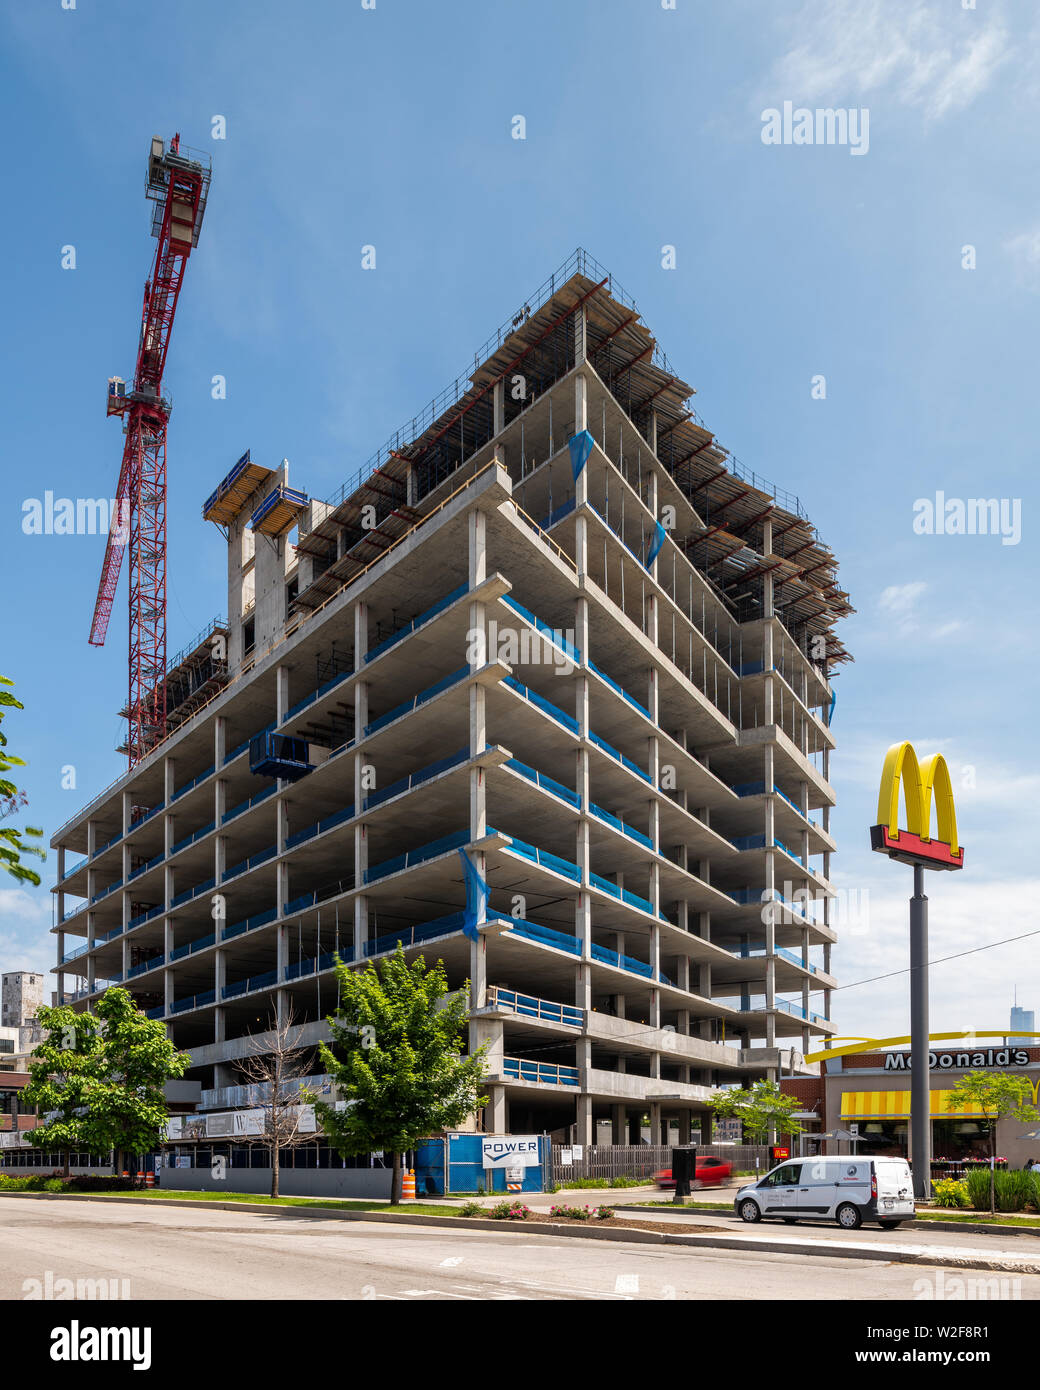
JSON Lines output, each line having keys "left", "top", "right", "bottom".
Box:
{"left": 89, "top": 134, "right": 211, "bottom": 766}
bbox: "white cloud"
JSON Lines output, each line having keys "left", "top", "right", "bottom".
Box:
{"left": 877, "top": 580, "right": 927, "bottom": 634}
{"left": 879, "top": 581, "right": 927, "bottom": 613}
{"left": 768, "top": 0, "right": 1010, "bottom": 122}
{"left": 1004, "top": 226, "right": 1040, "bottom": 292}
{"left": 0, "top": 887, "right": 54, "bottom": 979}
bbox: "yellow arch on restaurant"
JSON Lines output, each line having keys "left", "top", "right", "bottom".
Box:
{"left": 877, "top": 742, "right": 959, "bottom": 855}
{"left": 805, "top": 1030, "right": 1039, "bottom": 1066}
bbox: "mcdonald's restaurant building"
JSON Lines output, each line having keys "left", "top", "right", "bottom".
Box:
{"left": 782, "top": 1041, "right": 1040, "bottom": 1167}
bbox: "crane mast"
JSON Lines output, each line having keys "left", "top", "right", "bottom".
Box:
{"left": 89, "top": 134, "right": 210, "bottom": 766}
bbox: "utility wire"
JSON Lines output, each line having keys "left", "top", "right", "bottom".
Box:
{"left": 791, "top": 926, "right": 1040, "bottom": 998}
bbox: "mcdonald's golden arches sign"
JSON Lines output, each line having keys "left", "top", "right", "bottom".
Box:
{"left": 869, "top": 741, "right": 965, "bottom": 871}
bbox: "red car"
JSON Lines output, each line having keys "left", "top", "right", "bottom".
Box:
{"left": 654, "top": 1156, "right": 732, "bottom": 1189}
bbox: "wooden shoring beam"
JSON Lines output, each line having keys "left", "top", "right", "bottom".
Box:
{"left": 589, "top": 311, "right": 639, "bottom": 359}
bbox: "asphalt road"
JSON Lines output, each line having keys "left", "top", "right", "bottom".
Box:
{"left": 2, "top": 1198, "right": 1039, "bottom": 1301}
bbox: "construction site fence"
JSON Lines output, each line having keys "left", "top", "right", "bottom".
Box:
{"left": 550, "top": 1143, "right": 773, "bottom": 1184}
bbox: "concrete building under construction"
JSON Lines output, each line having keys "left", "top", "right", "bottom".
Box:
{"left": 50, "top": 249, "right": 851, "bottom": 1147}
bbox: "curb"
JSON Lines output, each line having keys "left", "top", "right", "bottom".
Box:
{"left": 5, "top": 1192, "right": 1040, "bottom": 1275}
{"left": 621, "top": 1203, "right": 1040, "bottom": 1239}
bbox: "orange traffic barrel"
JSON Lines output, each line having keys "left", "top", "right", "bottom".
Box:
{"left": 401, "top": 1169, "right": 416, "bottom": 1200}
{"left": 145, "top": 1172, "right": 156, "bottom": 1188}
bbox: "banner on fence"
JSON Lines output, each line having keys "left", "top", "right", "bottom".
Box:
{"left": 481, "top": 1135, "right": 541, "bottom": 1169}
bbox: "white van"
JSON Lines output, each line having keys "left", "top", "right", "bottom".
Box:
{"left": 733, "top": 1155, "right": 915, "bottom": 1229}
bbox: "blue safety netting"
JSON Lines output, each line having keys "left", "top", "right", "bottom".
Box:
{"left": 568, "top": 429, "right": 594, "bottom": 480}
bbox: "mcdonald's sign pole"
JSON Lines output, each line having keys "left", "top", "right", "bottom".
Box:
{"left": 870, "top": 743, "right": 965, "bottom": 1200}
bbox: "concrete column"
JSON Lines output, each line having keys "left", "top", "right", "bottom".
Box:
{"left": 574, "top": 367, "right": 588, "bottom": 433}
{"left": 486, "top": 1086, "right": 507, "bottom": 1133}
{"left": 469, "top": 932, "right": 488, "bottom": 1013}
{"left": 493, "top": 378, "right": 505, "bottom": 436}
{"left": 576, "top": 1093, "right": 593, "bottom": 1147}
{"left": 214, "top": 715, "right": 226, "bottom": 768}
{"left": 164, "top": 756, "right": 176, "bottom": 804}
{"left": 276, "top": 927, "right": 287, "bottom": 983}
{"left": 353, "top": 893, "right": 367, "bottom": 961}
{"left": 647, "top": 463, "right": 659, "bottom": 587}
{"left": 353, "top": 601, "right": 368, "bottom": 668}
{"left": 762, "top": 517, "right": 774, "bottom": 612}
{"left": 214, "top": 834, "right": 227, "bottom": 890}
{"left": 276, "top": 665, "right": 289, "bottom": 724}
{"left": 612, "top": 1103, "right": 626, "bottom": 1143}
{"left": 122, "top": 791, "right": 132, "bottom": 837}
{"left": 575, "top": 959, "right": 591, "bottom": 1013}
{"left": 468, "top": 509, "right": 487, "bottom": 588}
{"left": 214, "top": 1005, "right": 226, "bottom": 1043}
{"left": 649, "top": 1102, "right": 662, "bottom": 1145}
{"left": 574, "top": 305, "right": 587, "bottom": 367}
{"left": 353, "top": 821, "right": 368, "bottom": 900}
{"left": 575, "top": 597, "right": 590, "bottom": 684}
{"left": 575, "top": 513, "right": 588, "bottom": 577}
{"left": 215, "top": 946, "right": 227, "bottom": 1002}
{"left": 277, "top": 796, "right": 288, "bottom": 855}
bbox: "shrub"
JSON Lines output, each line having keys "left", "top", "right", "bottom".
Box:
{"left": 549, "top": 1203, "right": 592, "bottom": 1221}
{"left": 595, "top": 1205, "right": 614, "bottom": 1220}
{"left": 995, "top": 1169, "right": 1035, "bottom": 1212}
{"left": 0, "top": 1172, "right": 137, "bottom": 1194}
{"left": 931, "top": 1178, "right": 970, "bottom": 1209}
{"left": 0, "top": 1173, "right": 55, "bottom": 1192}
{"left": 458, "top": 1201, "right": 484, "bottom": 1217}
{"left": 488, "top": 1201, "right": 530, "bottom": 1220}
{"left": 559, "top": 1175, "right": 645, "bottom": 1190}
{"left": 964, "top": 1167, "right": 993, "bottom": 1211}
{"left": 64, "top": 1174, "right": 136, "bottom": 1192}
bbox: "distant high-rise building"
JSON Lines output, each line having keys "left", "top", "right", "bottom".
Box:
{"left": 1011, "top": 1005, "right": 1037, "bottom": 1046}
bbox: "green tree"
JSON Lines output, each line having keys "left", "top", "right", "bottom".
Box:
{"left": 947, "top": 1070, "right": 1039, "bottom": 1215}
{"left": 0, "top": 675, "right": 45, "bottom": 885}
{"left": 21, "top": 1006, "right": 103, "bottom": 1178}
{"left": 21, "top": 990, "right": 188, "bottom": 1181}
{"left": 707, "top": 1080, "right": 804, "bottom": 1145}
{"left": 82, "top": 988, "right": 190, "bottom": 1178}
{"left": 314, "top": 947, "right": 488, "bottom": 1204}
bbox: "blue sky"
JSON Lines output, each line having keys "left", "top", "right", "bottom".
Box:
{"left": 2, "top": 0, "right": 1037, "bottom": 1042}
